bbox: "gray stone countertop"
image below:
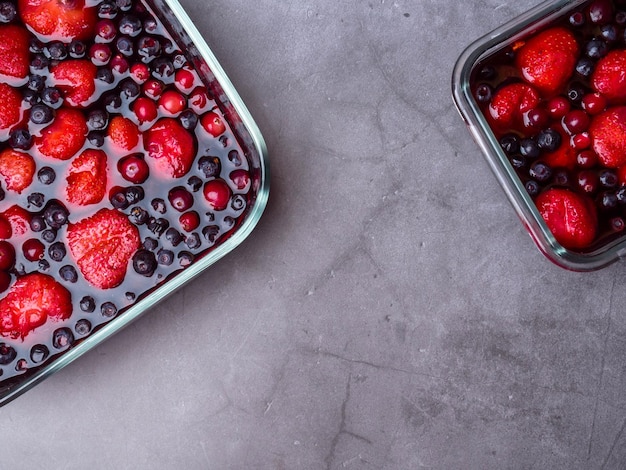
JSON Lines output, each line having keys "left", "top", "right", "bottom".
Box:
{"left": 4, "top": 1, "right": 626, "bottom": 469}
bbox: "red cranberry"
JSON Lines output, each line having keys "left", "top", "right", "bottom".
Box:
{"left": 547, "top": 97, "right": 570, "bottom": 118}
{"left": 179, "top": 211, "right": 200, "bottom": 232}
{"left": 578, "top": 170, "right": 599, "bottom": 194}
{"left": 118, "top": 154, "right": 149, "bottom": 183}
{"left": 0, "top": 240, "right": 15, "bottom": 270}
{"left": 133, "top": 97, "right": 157, "bottom": 123}
{"left": 174, "top": 69, "right": 195, "bottom": 92}
{"left": 130, "top": 63, "right": 150, "bottom": 83}
{"left": 95, "top": 19, "right": 117, "bottom": 42}
{"left": 201, "top": 111, "right": 226, "bottom": 137}
{"left": 89, "top": 43, "right": 112, "bottom": 65}
{"left": 143, "top": 79, "right": 164, "bottom": 99}
{"left": 611, "top": 216, "right": 625, "bottom": 232}
{"left": 0, "top": 215, "right": 11, "bottom": 239}
{"left": 572, "top": 132, "right": 591, "bottom": 150}
{"left": 524, "top": 108, "right": 549, "bottom": 129}
{"left": 582, "top": 93, "right": 607, "bottom": 115}
{"left": 589, "top": 0, "right": 613, "bottom": 24}
{"left": 168, "top": 186, "right": 194, "bottom": 212}
{"left": 203, "top": 179, "right": 231, "bottom": 211}
{"left": 110, "top": 54, "right": 128, "bottom": 74}
{"left": 229, "top": 169, "right": 250, "bottom": 190}
{"left": 562, "top": 110, "right": 590, "bottom": 134}
{"left": 577, "top": 150, "right": 598, "bottom": 169}
{"left": 22, "top": 238, "right": 44, "bottom": 261}
{"left": 189, "top": 87, "right": 209, "bottom": 112}
{"left": 158, "top": 90, "right": 186, "bottom": 115}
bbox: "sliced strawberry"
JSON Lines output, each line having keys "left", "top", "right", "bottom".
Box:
{"left": 0, "top": 84, "right": 22, "bottom": 137}
{"left": 0, "top": 149, "right": 35, "bottom": 194}
{"left": 35, "top": 108, "right": 87, "bottom": 160}
{"left": 19, "top": 0, "right": 97, "bottom": 42}
{"left": 536, "top": 188, "right": 597, "bottom": 250}
{"left": 488, "top": 82, "right": 540, "bottom": 132}
{"left": 589, "top": 106, "right": 626, "bottom": 168}
{"left": 516, "top": 27, "right": 579, "bottom": 96}
{"left": 2, "top": 205, "right": 30, "bottom": 237}
{"left": 144, "top": 118, "right": 196, "bottom": 178}
{"left": 108, "top": 116, "right": 140, "bottom": 152}
{"left": 0, "top": 273, "right": 72, "bottom": 340}
{"left": 50, "top": 60, "right": 97, "bottom": 107}
{"left": 0, "top": 24, "right": 30, "bottom": 80}
{"left": 65, "top": 149, "right": 107, "bottom": 206}
{"left": 67, "top": 208, "right": 140, "bottom": 289}
{"left": 592, "top": 50, "right": 626, "bottom": 103}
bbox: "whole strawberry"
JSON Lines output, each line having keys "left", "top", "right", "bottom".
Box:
{"left": 0, "top": 24, "right": 30, "bottom": 80}
{"left": 19, "top": 0, "right": 96, "bottom": 42}
{"left": 536, "top": 188, "right": 597, "bottom": 250}
{"left": 487, "top": 82, "right": 540, "bottom": 132}
{"left": 516, "top": 27, "right": 579, "bottom": 96}
{"left": 589, "top": 106, "right": 626, "bottom": 167}
{"left": 592, "top": 50, "right": 626, "bottom": 103}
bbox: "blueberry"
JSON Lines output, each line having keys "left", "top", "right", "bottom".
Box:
{"left": 96, "top": 67, "right": 115, "bottom": 84}
{"left": 202, "top": 225, "right": 219, "bottom": 243}
{"left": 499, "top": 134, "right": 519, "bottom": 155}
{"left": 30, "top": 54, "right": 49, "bottom": 70}
{"left": 178, "top": 251, "right": 194, "bottom": 267}
{"left": 41, "top": 87, "right": 63, "bottom": 108}
{"left": 519, "top": 138, "right": 540, "bottom": 159}
{"left": 179, "top": 109, "right": 198, "bottom": 130}
{"left": 537, "top": 128, "right": 561, "bottom": 152}
{"left": 529, "top": 162, "right": 552, "bottom": 183}
{"left": 120, "top": 78, "right": 140, "bottom": 100}
{"left": 27, "top": 192, "right": 45, "bottom": 208}
{"left": 87, "top": 109, "right": 109, "bottom": 130}
{"left": 30, "top": 345, "right": 49, "bottom": 364}
{"left": 118, "top": 14, "right": 142, "bottom": 36}
{"left": 80, "top": 296, "right": 96, "bottom": 313}
{"left": 185, "top": 232, "right": 201, "bottom": 250}
{"left": 611, "top": 216, "right": 625, "bottom": 232}
{"left": 45, "top": 41, "right": 67, "bottom": 60}
{"left": 22, "top": 89, "right": 39, "bottom": 106}
{"left": 38, "top": 259, "right": 50, "bottom": 271}
{"left": 29, "top": 38, "right": 43, "bottom": 54}
{"left": 525, "top": 180, "right": 540, "bottom": 197}
{"left": 599, "top": 169, "right": 618, "bottom": 188}
{"left": 600, "top": 191, "right": 618, "bottom": 210}
{"left": 115, "top": 0, "right": 132, "bottom": 13}
{"left": 474, "top": 83, "right": 493, "bottom": 104}
{"left": 147, "top": 217, "right": 169, "bottom": 237}
{"left": 617, "top": 11, "right": 626, "bottom": 26}
{"left": 553, "top": 169, "right": 571, "bottom": 187}
{"left": 69, "top": 39, "right": 87, "bottom": 58}
{"left": 98, "top": 1, "right": 118, "bottom": 18}
{"left": 43, "top": 201, "right": 69, "bottom": 228}
{"left": 586, "top": 38, "right": 608, "bottom": 59}
{"left": 48, "top": 242, "right": 66, "bottom": 262}
{"left": 600, "top": 24, "right": 618, "bottom": 42}
{"left": 231, "top": 195, "right": 246, "bottom": 211}
{"left": 101, "top": 301, "right": 118, "bottom": 318}
{"left": 30, "top": 215, "right": 46, "bottom": 232}
{"left": 110, "top": 188, "right": 129, "bottom": 209}
{"left": 116, "top": 36, "right": 134, "bottom": 56}
{"left": 198, "top": 156, "right": 221, "bottom": 178}
{"left": 132, "top": 249, "right": 157, "bottom": 276}
{"left": 9, "top": 129, "right": 32, "bottom": 150}
{"left": 616, "top": 187, "right": 626, "bottom": 203}
{"left": 52, "top": 328, "right": 74, "bottom": 349}
{"left": 59, "top": 265, "right": 78, "bottom": 283}
{"left": 30, "top": 104, "right": 54, "bottom": 125}
{"left": 143, "top": 237, "right": 158, "bottom": 251}
{"left": 0, "top": 2, "right": 17, "bottom": 23}
{"left": 37, "top": 167, "right": 56, "bottom": 185}
{"left": 187, "top": 176, "right": 202, "bottom": 192}
{"left": 567, "top": 84, "right": 586, "bottom": 104}
{"left": 156, "top": 248, "right": 174, "bottom": 265}
{"left": 137, "top": 36, "right": 161, "bottom": 61}
{"left": 228, "top": 150, "right": 242, "bottom": 166}
{"left": 172, "top": 53, "right": 186, "bottom": 69}
{"left": 143, "top": 17, "right": 158, "bottom": 33}
{"left": 125, "top": 186, "right": 144, "bottom": 205}
{"left": 151, "top": 58, "right": 174, "bottom": 80}
{"left": 27, "top": 74, "right": 46, "bottom": 92}
{"left": 165, "top": 227, "right": 183, "bottom": 246}
{"left": 104, "top": 92, "right": 122, "bottom": 111}
{"left": 75, "top": 319, "right": 92, "bottom": 335}
{"left": 129, "top": 206, "right": 149, "bottom": 225}
{"left": 41, "top": 229, "right": 56, "bottom": 243}
{"left": 0, "top": 343, "right": 16, "bottom": 365}
{"left": 88, "top": 131, "right": 105, "bottom": 147}
{"left": 509, "top": 154, "right": 527, "bottom": 170}
{"left": 151, "top": 198, "right": 166, "bottom": 214}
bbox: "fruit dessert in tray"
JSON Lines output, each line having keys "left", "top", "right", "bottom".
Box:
{"left": 453, "top": 0, "right": 626, "bottom": 270}
{"left": 0, "top": 0, "right": 268, "bottom": 403}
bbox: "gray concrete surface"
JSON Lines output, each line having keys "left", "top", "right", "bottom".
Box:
{"left": 3, "top": 0, "right": 626, "bottom": 469}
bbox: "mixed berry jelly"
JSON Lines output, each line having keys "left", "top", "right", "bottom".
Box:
{"left": 471, "top": 0, "right": 626, "bottom": 252}
{"left": 0, "top": 0, "right": 258, "bottom": 384}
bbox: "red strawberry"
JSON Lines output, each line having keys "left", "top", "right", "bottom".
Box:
{"left": 516, "top": 27, "right": 579, "bottom": 96}
{"left": 592, "top": 50, "right": 626, "bottom": 103}
{"left": 108, "top": 116, "right": 140, "bottom": 152}
{"left": 0, "top": 24, "right": 29, "bottom": 80}
{"left": 35, "top": 108, "right": 87, "bottom": 160}
{"left": 0, "top": 84, "right": 22, "bottom": 138}
{"left": 0, "top": 149, "right": 35, "bottom": 194}
{"left": 589, "top": 106, "right": 626, "bottom": 167}
{"left": 50, "top": 60, "right": 97, "bottom": 107}
{"left": 488, "top": 82, "right": 540, "bottom": 131}
{"left": 66, "top": 149, "right": 107, "bottom": 206}
{"left": 67, "top": 208, "right": 140, "bottom": 289}
{"left": 19, "top": 0, "right": 97, "bottom": 42}
{"left": 0, "top": 273, "right": 72, "bottom": 340}
{"left": 144, "top": 118, "right": 196, "bottom": 178}
{"left": 543, "top": 127, "right": 577, "bottom": 170}
{"left": 536, "top": 188, "right": 597, "bottom": 250}
{"left": 2, "top": 205, "right": 30, "bottom": 237}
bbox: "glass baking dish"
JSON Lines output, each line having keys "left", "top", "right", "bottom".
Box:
{"left": 0, "top": 0, "right": 269, "bottom": 405}
{"left": 452, "top": 0, "right": 626, "bottom": 271}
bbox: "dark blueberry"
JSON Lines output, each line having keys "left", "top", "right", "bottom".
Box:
{"left": 103, "top": 92, "right": 122, "bottom": 111}
{"left": 38, "top": 259, "right": 50, "bottom": 271}
{"left": 0, "top": 343, "right": 16, "bottom": 365}
{"left": 118, "top": 14, "right": 142, "bottom": 36}
{"left": 147, "top": 217, "right": 169, "bottom": 237}
{"left": 30, "top": 104, "right": 54, "bottom": 125}
{"left": 151, "top": 198, "right": 166, "bottom": 213}
{"left": 569, "top": 11, "right": 585, "bottom": 26}
{"left": 52, "top": 328, "right": 74, "bottom": 349}
{"left": 101, "top": 302, "right": 118, "bottom": 318}
{"left": 599, "top": 169, "right": 618, "bottom": 188}
{"left": 48, "top": 242, "right": 66, "bottom": 262}
{"left": 228, "top": 150, "right": 242, "bottom": 166}
{"left": 125, "top": 186, "right": 145, "bottom": 205}
{"left": 231, "top": 195, "right": 246, "bottom": 211}
{"left": 27, "top": 74, "right": 46, "bottom": 92}
{"left": 87, "top": 109, "right": 109, "bottom": 130}
{"left": 27, "top": 192, "right": 45, "bottom": 208}
{"left": 202, "top": 225, "right": 219, "bottom": 243}
{"left": 478, "top": 65, "right": 496, "bottom": 80}
{"left": 30, "top": 54, "right": 49, "bottom": 70}
{"left": 179, "top": 109, "right": 198, "bottom": 130}
{"left": 600, "top": 191, "right": 618, "bottom": 210}
{"left": 69, "top": 39, "right": 87, "bottom": 58}
{"left": 178, "top": 251, "right": 194, "bottom": 267}
{"left": 537, "top": 128, "right": 561, "bottom": 152}
{"left": 187, "top": 176, "right": 202, "bottom": 192}
{"left": 519, "top": 138, "right": 540, "bottom": 159}
{"left": 41, "top": 87, "right": 63, "bottom": 108}
{"left": 156, "top": 248, "right": 174, "bottom": 265}
{"left": 98, "top": 1, "right": 118, "bottom": 18}
{"left": 143, "top": 237, "right": 158, "bottom": 251}
{"left": 43, "top": 201, "right": 69, "bottom": 229}
{"left": 0, "top": 1, "right": 17, "bottom": 23}
{"left": 22, "top": 89, "right": 39, "bottom": 106}
{"left": 115, "top": 0, "right": 132, "bottom": 10}
{"left": 525, "top": 180, "right": 540, "bottom": 197}
{"left": 110, "top": 188, "right": 129, "bottom": 209}
{"left": 120, "top": 78, "right": 140, "bottom": 100}
{"left": 151, "top": 57, "right": 175, "bottom": 80}
{"left": 165, "top": 227, "right": 183, "bottom": 246}
{"left": 30, "top": 345, "right": 49, "bottom": 364}
{"left": 600, "top": 24, "right": 618, "bottom": 42}
{"left": 88, "top": 131, "right": 105, "bottom": 147}
{"left": 223, "top": 216, "right": 236, "bottom": 228}
{"left": 586, "top": 38, "right": 609, "bottom": 59}
{"left": 474, "top": 83, "right": 493, "bottom": 104}
{"left": 198, "top": 156, "right": 221, "bottom": 178}
{"left": 80, "top": 296, "right": 96, "bottom": 313}
{"left": 30, "top": 215, "right": 46, "bottom": 232}
{"left": 59, "top": 265, "right": 78, "bottom": 283}
{"left": 143, "top": 16, "right": 158, "bottom": 33}
{"left": 162, "top": 38, "right": 176, "bottom": 55}
{"left": 172, "top": 53, "right": 186, "bottom": 69}
{"left": 45, "top": 41, "right": 67, "bottom": 60}
{"left": 116, "top": 36, "right": 134, "bottom": 56}
{"left": 132, "top": 249, "right": 157, "bottom": 276}
{"left": 529, "top": 162, "right": 552, "bottom": 183}
{"left": 553, "top": 169, "right": 571, "bottom": 187}
{"left": 567, "top": 84, "right": 586, "bottom": 104}
{"left": 616, "top": 187, "right": 626, "bottom": 203}
{"left": 185, "top": 232, "right": 201, "bottom": 250}
{"left": 499, "top": 134, "right": 519, "bottom": 155}
{"left": 129, "top": 206, "right": 149, "bottom": 225}
{"left": 15, "top": 359, "right": 26, "bottom": 371}
{"left": 9, "top": 129, "right": 32, "bottom": 150}
{"left": 589, "top": 0, "right": 613, "bottom": 24}
{"left": 137, "top": 36, "right": 161, "bottom": 61}
{"left": 126, "top": 292, "right": 135, "bottom": 301}
{"left": 29, "top": 37, "right": 43, "bottom": 53}
{"left": 218, "top": 135, "right": 229, "bottom": 147}
{"left": 41, "top": 229, "right": 56, "bottom": 243}
{"left": 37, "top": 167, "right": 56, "bottom": 185}
{"left": 617, "top": 10, "right": 626, "bottom": 25}
{"left": 75, "top": 319, "right": 92, "bottom": 335}
{"left": 509, "top": 154, "right": 526, "bottom": 170}
{"left": 96, "top": 67, "right": 115, "bottom": 84}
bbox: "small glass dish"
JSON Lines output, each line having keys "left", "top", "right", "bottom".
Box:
{"left": 452, "top": 0, "right": 626, "bottom": 271}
